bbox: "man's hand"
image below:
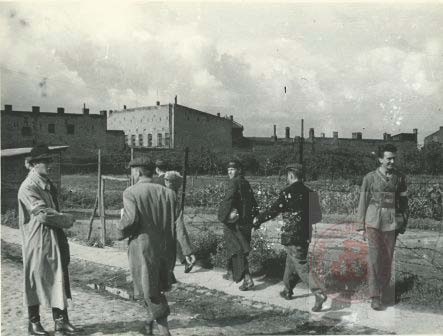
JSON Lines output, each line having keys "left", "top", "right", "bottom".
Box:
{"left": 252, "top": 216, "right": 260, "bottom": 229}
{"left": 120, "top": 208, "right": 124, "bottom": 219}
{"left": 356, "top": 229, "right": 366, "bottom": 241}
{"left": 185, "top": 254, "right": 196, "bottom": 266}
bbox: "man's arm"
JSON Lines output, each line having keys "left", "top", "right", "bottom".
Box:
{"left": 397, "top": 175, "right": 409, "bottom": 234}
{"left": 19, "top": 186, "right": 74, "bottom": 229}
{"left": 117, "top": 189, "right": 139, "bottom": 240}
{"left": 255, "top": 190, "right": 287, "bottom": 226}
{"left": 356, "top": 175, "right": 370, "bottom": 231}
{"left": 217, "top": 179, "right": 238, "bottom": 224}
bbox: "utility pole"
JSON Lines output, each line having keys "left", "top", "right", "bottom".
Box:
{"left": 299, "top": 118, "right": 304, "bottom": 165}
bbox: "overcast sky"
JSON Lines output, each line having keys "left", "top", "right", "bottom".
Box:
{"left": 1, "top": 2, "right": 442, "bottom": 143}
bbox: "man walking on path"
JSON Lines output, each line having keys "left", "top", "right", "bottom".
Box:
{"left": 218, "top": 159, "right": 259, "bottom": 291}
{"left": 118, "top": 157, "right": 180, "bottom": 336}
{"left": 18, "top": 144, "right": 78, "bottom": 335}
{"left": 254, "top": 163, "right": 326, "bottom": 312}
{"left": 357, "top": 144, "right": 409, "bottom": 311}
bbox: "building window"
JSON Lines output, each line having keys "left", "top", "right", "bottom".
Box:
{"left": 165, "top": 133, "right": 170, "bottom": 147}
{"left": 138, "top": 134, "right": 143, "bottom": 147}
{"left": 21, "top": 126, "right": 32, "bottom": 136}
{"left": 157, "top": 133, "right": 163, "bottom": 147}
{"left": 67, "top": 124, "right": 75, "bottom": 134}
{"left": 131, "top": 134, "right": 136, "bottom": 147}
{"left": 48, "top": 123, "right": 55, "bottom": 133}
{"left": 148, "top": 134, "right": 152, "bottom": 147}
{"left": 125, "top": 134, "right": 129, "bottom": 144}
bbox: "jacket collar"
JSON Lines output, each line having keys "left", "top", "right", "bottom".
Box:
{"left": 136, "top": 176, "right": 153, "bottom": 184}
{"left": 28, "top": 170, "right": 51, "bottom": 191}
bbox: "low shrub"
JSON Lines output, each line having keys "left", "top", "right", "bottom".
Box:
{"left": 1, "top": 209, "right": 18, "bottom": 228}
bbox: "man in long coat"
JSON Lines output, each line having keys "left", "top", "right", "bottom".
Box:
{"left": 18, "top": 145, "right": 77, "bottom": 335}
{"left": 217, "top": 159, "right": 258, "bottom": 291}
{"left": 357, "top": 144, "right": 409, "bottom": 310}
{"left": 118, "top": 157, "right": 186, "bottom": 336}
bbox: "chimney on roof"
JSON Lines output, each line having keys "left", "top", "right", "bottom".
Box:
{"left": 57, "top": 107, "right": 64, "bottom": 114}
{"left": 32, "top": 106, "right": 40, "bottom": 113}
{"left": 230, "top": 115, "right": 233, "bottom": 121}
{"left": 321, "top": 132, "right": 325, "bottom": 138}
{"left": 83, "top": 108, "right": 89, "bottom": 115}
{"left": 174, "top": 95, "right": 178, "bottom": 105}
{"left": 4, "top": 104, "right": 12, "bottom": 112}
{"left": 285, "top": 127, "right": 290, "bottom": 139}
{"left": 100, "top": 110, "right": 107, "bottom": 117}
{"left": 273, "top": 124, "right": 277, "bottom": 140}
{"left": 156, "top": 101, "right": 160, "bottom": 106}
{"left": 123, "top": 105, "right": 126, "bottom": 110}
{"left": 217, "top": 113, "right": 220, "bottom": 117}
{"left": 333, "top": 131, "right": 338, "bottom": 139}
{"left": 309, "top": 128, "right": 315, "bottom": 139}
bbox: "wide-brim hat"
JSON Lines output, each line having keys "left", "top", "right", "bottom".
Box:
{"left": 27, "top": 144, "right": 53, "bottom": 163}
{"left": 128, "top": 157, "right": 155, "bottom": 170}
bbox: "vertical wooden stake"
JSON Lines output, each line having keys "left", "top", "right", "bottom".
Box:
{"left": 100, "top": 176, "right": 106, "bottom": 246}
{"left": 97, "top": 149, "right": 102, "bottom": 216}
{"left": 130, "top": 147, "right": 134, "bottom": 186}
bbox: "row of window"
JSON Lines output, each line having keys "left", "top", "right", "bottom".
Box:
{"left": 126, "top": 133, "right": 170, "bottom": 147}
{"left": 21, "top": 124, "right": 75, "bottom": 136}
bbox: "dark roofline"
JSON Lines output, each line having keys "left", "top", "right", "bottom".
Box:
{"left": 1, "top": 146, "right": 69, "bottom": 158}
{"left": 1, "top": 110, "right": 105, "bottom": 118}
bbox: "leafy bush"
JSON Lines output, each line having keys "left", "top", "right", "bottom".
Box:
{"left": 190, "top": 227, "right": 222, "bottom": 268}
{"left": 1, "top": 209, "right": 18, "bottom": 228}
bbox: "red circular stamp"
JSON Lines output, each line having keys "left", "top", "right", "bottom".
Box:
{"left": 310, "top": 222, "right": 369, "bottom": 304}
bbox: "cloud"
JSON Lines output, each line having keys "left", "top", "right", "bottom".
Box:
{"left": 1, "top": 3, "right": 442, "bottom": 143}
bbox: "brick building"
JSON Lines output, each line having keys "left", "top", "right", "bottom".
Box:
{"left": 240, "top": 125, "right": 418, "bottom": 154}
{"left": 424, "top": 126, "right": 443, "bottom": 145}
{"left": 1, "top": 146, "right": 68, "bottom": 212}
{"left": 107, "top": 98, "right": 241, "bottom": 152}
{"left": 1, "top": 105, "right": 126, "bottom": 160}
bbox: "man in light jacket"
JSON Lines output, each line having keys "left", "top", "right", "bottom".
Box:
{"left": 18, "top": 144, "right": 77, "bottom": 335}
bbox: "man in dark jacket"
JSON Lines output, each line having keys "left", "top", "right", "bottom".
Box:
{"left": 254, "top": 163, "right": 327, "bottom": 312}
{"left": 218, "top": 159, "right": 258, "bottom": 291}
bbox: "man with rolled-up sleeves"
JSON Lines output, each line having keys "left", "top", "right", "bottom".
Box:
{"left": 357, "top": 144, "right": 409, "bottom": 311}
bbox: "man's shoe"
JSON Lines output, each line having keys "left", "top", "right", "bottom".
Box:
{"left": 239, "top": 279, "right": 254, "bottom": 291}
{"left": 222, "top": 272, "right": 233, "bottom": 281}
{"left": 312, "top": 292, "right": 327, "bottom": 312}
{"left": 54, "top": 318, "right": 78, "bottom": 334}
{"left": 279, "top": 290, "right": 293, "bottom": 300}
{"left": 371, "top": 297, "right": 384, "bottom": 311}
{"left": 184, "top": 262, "right": 194, "bottom": 274}
{"left": 28, "top": 322, "right": 49, "bottom": 336}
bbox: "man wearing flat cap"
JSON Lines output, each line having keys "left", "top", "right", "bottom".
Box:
{"left": 118, "top": 157, "right": 178, "bottom": 335}
{"left": 254, "top": 163, "right": 326, "bottom": 312}
{"left": 152, "top": 159, "right": 168, "bottom": 186}
{"left": 18, "top": 144, "right": 77, "bottom": 335}
{"left": 217, "top": 159, "right": 258, "bottom": 291}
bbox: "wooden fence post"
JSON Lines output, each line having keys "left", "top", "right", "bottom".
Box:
{"left": 100, "top": 176, "right": 106, "bottom": 246}
{"left": 87, "top": 149, "right": 101, "bottom": 240}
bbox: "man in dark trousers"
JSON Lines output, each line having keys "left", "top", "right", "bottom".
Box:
{"left": 357, "top": 144, "right": 409, "bottom": 310}
{"left": 18, "top": 144, "right": 78, "bottom": 335}
{"left": 118, "top": 157, "right": 179, "bottom": 336}
{"left": 254, "top": 163, "right": 326, "bottom": 312}
{"left": 218, "top": 159, "right": 258, "bottom": 291}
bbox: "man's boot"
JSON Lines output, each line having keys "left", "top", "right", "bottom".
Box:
{"left": 312, "top": 292, "right": 327, "bottom": 312}
{"left": 371, "top": 297, "right": 384, "bottom": 311}
{"left": 53, "top": 309, "right": 78, "bottom": 334}
{"left": 28, "top": 321, "right": 49, "bottom": 336}
{"left": 239, "top": 274, "right": 254, "bottom": 291}
{"left": 279, "top": 289, "right": 293, "bottom": 300}
{"left": 28, "top": 305, "right": 48, "bottom": 335}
